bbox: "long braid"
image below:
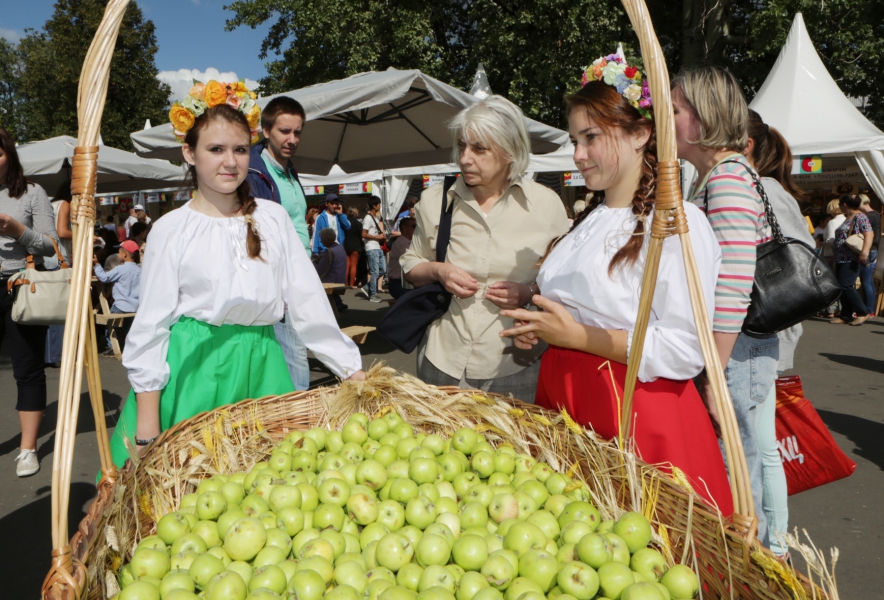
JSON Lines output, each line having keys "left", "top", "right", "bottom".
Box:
{"left": 237, "top": 180, "right": 263, "bottom": 260}
{"left": 608, "top": 130, "right": 657, "bottom": 275}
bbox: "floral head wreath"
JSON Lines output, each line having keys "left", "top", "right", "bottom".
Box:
{"left": 169, "top": 80, "right": 261, "bottom": 143}
{"left": 581, "top": 44, "right": 652, "bottom": 120}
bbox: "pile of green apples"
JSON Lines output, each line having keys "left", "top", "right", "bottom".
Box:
{"left": 113, "top": 412, "right": 700, "bottom": 600}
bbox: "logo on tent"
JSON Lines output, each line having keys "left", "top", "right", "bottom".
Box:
{"left": 800, "top": 155, "right": 823, "bottom": 174}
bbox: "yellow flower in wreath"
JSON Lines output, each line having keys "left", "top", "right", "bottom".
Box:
{"left": 169, "top": 103, "right": 195, "bottom": 134}
{"left": 205, "top": 80, "right": 228, "bottom": 108}
{"left": 246, "top": 104, "right": 261, "bottom": 130}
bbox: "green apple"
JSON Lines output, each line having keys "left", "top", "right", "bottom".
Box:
{"left": 276, "top": 506, "right": 305, "bottom": 536}
{"left": 269, "top": 450, "right": 293, "bottom": 473}
{"left": 197, "top": 479, "right": 223, "bottom": 495}
{"left": 486, "top": 473, "right": 510, "bottom": 488}
{"left": 465, "top": 485, "right": 495, "bottom": 508}
{"left": 575, "top": 533, "right": 613, "bottom": 569}
{"left": 170, "top": 552, "right": 198, "bottom": 571}
{"left": 556, "top": 544, "right": 578, "bottom": 565}
{"left": 453, "top": 472, "right": 479, "bottom": 498}
{"left": 603, "top": 533, "right": 630, "bottom": 565}
{"left": 342, "top": 420, "right": 369, "bottom": 445}
{"left": 376, "top": 533, "right": 416, "bottom": 572}
{"left": 264, "top": 527, "right": 292, "bottom": 554}
{"left": 258, "top": 511, "right": 280, "bottom": 530}
{"left": 613, "top": 512, "right": 652, "bottom": 554}
{"left": 157, "top": 513, "right": 192, "bottom": 545}
{"left": 372, "top": 446, "right": 398, "bottom": 468}
{"left": 517, "top": 550, "right": 559, "bottom": 591}
{"left": 513, "top": 454, "right": 536, "bottom": 473}
{"left": 366, "top": 579, "right": 395, "bottom": 600}
{"left": 314, "top": 503, "right": 346, "bottom": 531}
{"left": 566, "top": 485, "right": 592, "bottom": 504}
{"left": 319, "top": 528, "right": 346, "bottom": 559}
{"left": 496, "top": 519, "right": 518, "bottom": 537}
{"left": 408, "top": 458, "right": 439, "bottom": 485}
{"left": 556, "top": 562, "right": 599, "bottom": 600}
{"left": 503, "top": 522, "right": 546, "bottom": 557}
{"left": 220, "top": 482, "right": 246, "bottom": 507}
{"left": 409, "top": 447, "right": 437, "bottom": 462}
{"left": 223, "top": 517, "right": 267, "bottom": 562}
{"left": 418, "top": 565, "right": 457, "bottom": 593}
{"left": 292, "top": 527, "right": 320, "bottom": 556}
{"left": 435, "top": 497, "right": 459, "bottom": 515}
{"left": 543, "top": 475, "right": 567, "bottom": 496}
{"left": 451, "top": 429, "right": 478, "bottom": 455}
{"left": 136, "top": 536, "right": 166, "bottom": 553}
{"left": 171, "top": 533, "right": 208, "bottom": 556}
{"left": 189, "top": 553, "right": 225, "bottom": 590}
{"left": 397, "top": 562, "right": 424, "bottom": 591}
{"left": 326, "top": 431, "right": 345, "bottom": 453}
{"left": 357, "top": 459, "right": 389, "bottom": 490}
{"left": 597, "top": 562, "right": 634, "bottom": 600}
{"left": 329, "top": 584, "right": 363, "bottom": 600}
{"left": 436, "top": 512, "right": 460, "bottom": 538}
{"left": 459, "top": 502, "right": 489, "bottom": 529}
{"left": 451, "top": 534, "right": 489, "bottom": 571}
{"left": 159, "top": 571, "right": 195, "bottom": 598}
{"left": 517, "top": 481, "right": 550, "bottom": 508}
{"left": 502, "top": 578, "right": 543, "bottom": 600}
{"left": 630, "top": 548, "right": 666, "bottom": 582}
{"left": 268, "top": 485, "right": 302, "bottom": 513}
{"left": 241, "top": 495, "right": 271, "bottom": 518}
{"left": 621, "top": 582, "right": 667, "bottom": 600}
{"left": 300, "top": 538, "right": 336, "bottom": 562}
{"left": 480, "top": 552, "right": 516, "bottom": 591}
{"left": 473, "top": 587, "right": 504, "bottom": 600}
{"left": 118, "top": 581, "right": 161, "bottom": 600}
{"left": 341, "top": 532, "right": 362, "bottom": 555}
{"left": 513, "top": 491, "right": 538, "bottom": 519}
{"left": 557, "top": 502, "right": 600, "bottom": 530}
{"left": 405, "top": 496, "right": 437, "bottom": 530}
{"left": 297, "top": 556, "right": 335, "bottom": 584}
{"left": 360, "top": 522, "right": 392, "bottom": 549}
{"left": 344, "top": 492, "right": 378, "bottom": 526}
{"left": 291, "top": 450, "right": 318, "bottom": 473}
{"left": 318, "top": 478, "right": 351, "bottom": 507}
{"left": 559, "top": 521, "right": 595, "bottom": 546}
{"left": 388, "top": 460, "right": 411, "bottom": 481}
{"left": 457, "top": 571, "right": 490, "bottom": 600}
{"left": 659, "top": 565, "right": 698, "bottom": 600}
{"left": 493, "top": 453, "right": 516, "bottom": 476}
{"left": 367, "top": 567, "right": 397, "bottom": 584}
{"left": 379, "top": 583, "right": 417, "bottom": 600}
{"left": 542, "top": 495, "right": 570, "bottom": 519}
{"left": 424, "top": 523, "right": 455, "bottom": 547}
{"left": 525, "top": 511, "right": 559, "bottom": 541}
{"left": 377, "top": 499, "right": 407, "bottom": 530}
{"left": 303, "top": 427, "right": 328, "bottom": 450}
{"left": 399, "top": 526, "right": 423, "bottom": 548}
{"left": 288, "top": 569, "right": 326, "bottom": 600}
{"left": 485, "top": 533, "right": 505, "bottom": 554}
{"left": 254, "top": 545, "right": 287, "bottom": 568}
{"left": 470, "top": 452, "right": 495, "bottom": 479}
{"left": 335, "top": 560, "right": 369, "bottom": 593}
{"left": 390, "top": 478, "right": 419, "bottom": 504}
{"left": 208, "top": 542, "right": 232, "bottom": 566}
{"left": 488, "top": 494, "right": 519, "bottom": 524}
{"left": 368, "top": 419, "right": 390, "bottom": 441}
{"left": 130, "top": 548, "right": 171, "bottom": 580}
{"left": 191, "top": 522, "right": 222, "bottom": 549}
{"left": 415, "top": 534, "right": 451, "bottom": 567}
{"left": 418, "top": 483, "right": 440, "bottom": 502}
{"left": 205, "top": 570, "right": 247, "bottom": 600}
{"left": 340, "top": 442, "right": 365, "bottom": 465}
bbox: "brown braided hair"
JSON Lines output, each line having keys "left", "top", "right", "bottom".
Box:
{"left": 545, "top": 81, "right": 656, "bottom": 275}
{"left": 184, "top": 105, "right": 263, "bottom": 260}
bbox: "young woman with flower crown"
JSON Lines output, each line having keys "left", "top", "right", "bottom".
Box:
{"left": 500, "top": 50, "right": 733, "bottom": 514}
{"left": 109, "top": 82, "right": 365, "bottom": 469}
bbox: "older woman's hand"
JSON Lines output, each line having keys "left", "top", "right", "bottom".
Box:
{"left": 434, "top": 263, "right": 480, "bottom": 298}
{"left": 485, "top": 281, "right": 534, "bottom": 310}
{"left": 0, "top": 213, "right": 26, "bottom": 239}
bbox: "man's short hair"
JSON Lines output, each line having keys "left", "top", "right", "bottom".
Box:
{"left": 261, "top": 97, "right": 306, "bottom": 132}
{"left": 319, "top": 228, "right": 337, "bottom": 245}
{"left": 400, "top": 217, "right": 416, "bottom": 229}
{"left": 368, "top": 196, "right": 381, "bottom": 209}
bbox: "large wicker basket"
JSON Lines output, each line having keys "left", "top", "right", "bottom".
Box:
{"left": 64, "top": 369, "right": 821, "bottom": 600}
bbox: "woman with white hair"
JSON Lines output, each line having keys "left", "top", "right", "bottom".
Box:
{"left": 401, "top": 95, "right": 569, "bottom": 402}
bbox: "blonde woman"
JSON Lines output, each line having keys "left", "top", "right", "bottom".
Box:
{"left": 401, "top": 96, "right": 569, "bottom": 402}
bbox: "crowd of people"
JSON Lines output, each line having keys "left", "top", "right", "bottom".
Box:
{"left": 0, "top": 55, "right": 881, "bottom": 564}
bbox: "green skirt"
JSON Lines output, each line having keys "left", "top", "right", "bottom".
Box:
{"left": 109, "top": 317, "right": 295, "bottom": 470}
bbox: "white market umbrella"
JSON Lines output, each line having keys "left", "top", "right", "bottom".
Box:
{"left": 130, "top": 68, "right": 569, "bottom": 173}
{"left": 18, "top": 135, "right": 186, "bottom": 196}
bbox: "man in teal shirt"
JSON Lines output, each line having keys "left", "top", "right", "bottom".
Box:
{"left": 246, "top": 97, "right": 314, "bottom": 389}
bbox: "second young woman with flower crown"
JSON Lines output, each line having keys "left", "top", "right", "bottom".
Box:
{"left": 109, "top": 84, "right": 365, "bottom": 469}
{"left": 501, "top": 53, "right": 733, "bottom": 513}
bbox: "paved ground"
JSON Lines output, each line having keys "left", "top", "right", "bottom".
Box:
{"left": 0, "top": 290, "right": 881, "bottom": 598}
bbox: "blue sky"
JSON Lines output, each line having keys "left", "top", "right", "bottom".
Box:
{"left": 1, "top": 0, "right": 274, "bottom": 100}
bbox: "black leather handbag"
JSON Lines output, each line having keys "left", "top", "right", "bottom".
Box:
{"left": 377, "top": 177, "right": 456, "bottom": 353}
{"left": 706, "top": 161, "right": 841, "bottom": 336}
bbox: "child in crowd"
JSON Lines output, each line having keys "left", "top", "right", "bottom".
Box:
{"left": 387, "top": 217, "right": 415, "bottom": 299}
{"left": 314, "top": 228, "right": 349, "bottom": 312}
{"left": 93, "top": 240, "right": 142, "bottom": 355}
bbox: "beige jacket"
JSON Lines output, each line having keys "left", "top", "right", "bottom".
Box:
{"left": 401, "top": 176, "right": 569, "bottom": 380}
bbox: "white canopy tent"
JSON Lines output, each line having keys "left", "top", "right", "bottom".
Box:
{"left": 749, "top": 13, "right": 884, "bottom": 201}
{"left": 18, "top": 135, "right": 186, "bottom": 196}
{"left": 130, "top": 68, "right": 569, "bottom": 173}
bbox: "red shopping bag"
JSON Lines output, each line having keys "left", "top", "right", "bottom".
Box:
{"left": 775, "top": 375, "right": 856, "bottom": 495}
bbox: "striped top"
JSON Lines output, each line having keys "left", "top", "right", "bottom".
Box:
{"left": 690, "top": 155, "right": 771, "bottom": 333}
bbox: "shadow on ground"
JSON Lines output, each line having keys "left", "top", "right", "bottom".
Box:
{"left": 818, "top": 352, "right": 884, "bottom": 375}
{"left": 817, "top": 409, "right": 884, "bottom": 471}
{"left": 1, "top": 482, "right": 97, "bottom": 599}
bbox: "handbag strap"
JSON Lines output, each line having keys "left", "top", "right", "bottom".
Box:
{"left": 436, "top": 176, "right": 458, "bottom": 263}
{"left": 25, "top": 236, "right": 69, "bottom": 271}
{"left": 704, "top": 160, "right": 785, "bottom": 244}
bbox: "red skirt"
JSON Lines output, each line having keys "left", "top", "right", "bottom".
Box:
{"left": 536, "top": 346, "right": 733, "bottom": 516}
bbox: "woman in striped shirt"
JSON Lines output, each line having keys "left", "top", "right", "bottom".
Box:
{"left": 672, "top": 66, "right": 777, "bottom": 549}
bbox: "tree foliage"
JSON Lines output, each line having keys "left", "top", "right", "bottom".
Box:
{"left": 15, "top": 0, "right": 170, "bottom": 149}
{"left": 0, "top": 39, "right": 24, "bottom": 140}
{"left": 226, "top": 0, "right": 884, "bottom": 130}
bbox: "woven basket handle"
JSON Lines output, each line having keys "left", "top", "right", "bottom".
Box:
{"left": 616, "top": 0, "right": 756, "bottom": 528}
{"left": 42, "top": 2, "right": 129, "bottom": 599}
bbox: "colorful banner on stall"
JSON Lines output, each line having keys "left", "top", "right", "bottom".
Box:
{"left": 303, "top": 186, "right": 325, "bottom": 196}
{"left": 563, "top": 171, "right": 585, "bottom": 187}
{"left": 119, "top": 197, "right": 133, "bottom": 213}
{"left": 797, "top": 155, "right": 823, "bottom": 174}
{"left": 175, "top": 190, "right": 194, "bottom": 203}
{"left": 99, "top": 195, "right": 118, "bottom": 206}
{"left": 339, "top": 182, "right": 373, "bottom": 194}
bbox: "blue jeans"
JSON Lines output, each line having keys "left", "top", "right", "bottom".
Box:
{"left": 366, "top": 249, "right": 386, "bottom": 297}
{"left": 859, "top": 248, "right": 878, "bottom": 315}
{"left": 756, "top": 376, "right": 789, "bottom": 556}
{"left": 835, "top": 261, "right": 869, "bottom": 320}
{"left": 45, "top": 325, "right": 64, "bottom": 364}
{"left": 274, "top": 307, "right": 310, "bottom": 391}
{"left": 723, "top": 332, "right": 779, "bottom": 549}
